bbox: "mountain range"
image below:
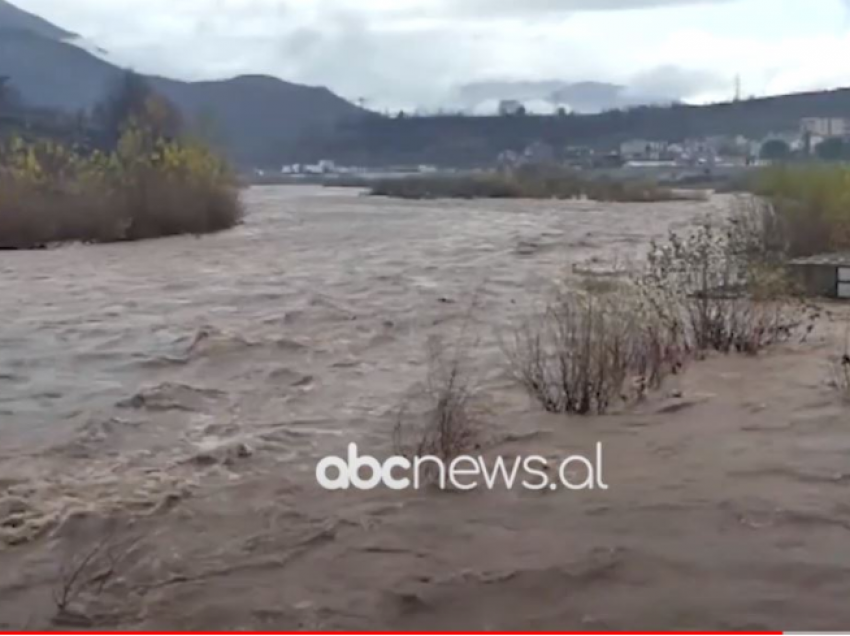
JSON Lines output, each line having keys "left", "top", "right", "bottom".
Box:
{"left": 0, "top": 0, "right": 366, "bottom": 166}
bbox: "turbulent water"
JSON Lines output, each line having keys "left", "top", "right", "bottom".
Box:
{"left": 1, "top": 187, "right": 849, "bottom": 630}
{"left": 0, "top": 186, "right": 710, "bottom": 461}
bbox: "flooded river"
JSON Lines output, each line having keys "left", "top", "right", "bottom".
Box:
{"left": 1, "top": 187, "right": 849, "bottom": 630}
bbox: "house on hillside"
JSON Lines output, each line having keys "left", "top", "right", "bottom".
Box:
{"left": 563, "top": 145, "right": 595, "bottom": 168}
{"left": 523, "top": 141, "right": 555, "bottom": 165}
{"left": 498, "top": 100, "right": 525, "bottom": 116}
{"left": 496, "top": 142, "right": 556, "bottom": 167}
{"left": 799, "top": 118, "right": 850, "bottom": 154}
{"left": 620, "top": 139, "right": 667, "bottom": 161}
{"left": 800, "top": 117, "right": 850, "bottom": 139}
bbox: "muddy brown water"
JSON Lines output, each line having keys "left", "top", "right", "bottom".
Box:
{"left": 1, "top": 186, "right": 849, "bottom": 630}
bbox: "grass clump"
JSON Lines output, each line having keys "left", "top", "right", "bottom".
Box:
{"left": 371, "top": 166, "right": 700, "bottom": 203}
{"left": 752, "top": 165, "right": 850, "bottom": 258}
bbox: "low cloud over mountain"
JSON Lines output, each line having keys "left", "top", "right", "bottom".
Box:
{"left": 0, "top": 0, "right": 365, "bottom": 166}
{"left": 18, "top": 0, "right": 850, "bottom": 111}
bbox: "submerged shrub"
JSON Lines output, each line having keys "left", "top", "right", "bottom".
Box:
{"left": 394, "top": 338, "right": 480, "bottom": 471}
{"left": 370, "top": 166, "right": 699, "bottom": 203}
{"left": 638, "top": 215, "right": 803, "bottom": 356}
{"left": 111, "top": 126, "right": 243, "bottom": 240}
{"left": 832, "top": 329, "right": 850, "bottom": 403}
{"left": 504, "top": 289, "right": 684, "bottom": 415}
{"left": 0, "top": 125, "right": 242, "bottom": 249}
{"left": 507, "top": 198, "right": 811, "bottom": 420}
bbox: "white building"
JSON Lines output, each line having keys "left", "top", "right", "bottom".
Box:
{"left": 620, "top": 139, "right": 667, "bottom": 160}
{"left": 800, "top": 117, "right": 850, "bottom": 138}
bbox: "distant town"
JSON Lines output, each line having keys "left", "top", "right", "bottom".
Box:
{"left": 262, "top": 114, "right": 850, "bottom": 182}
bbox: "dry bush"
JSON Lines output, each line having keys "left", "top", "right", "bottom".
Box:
{"left": 52, "top": 524, "right": 143, "bottom": 625}
{"left": 504, "top": 289, "right": 684, "bottom": 415}
{"left": 508, "top": 199, "right": 808, "bottom": 419}
{"left": 834, "top": 360, "right": 850, "bottom": 401}
{"left": 639, "top": 217, "right": 803, "bottom": 356}
{"left": 726, "top": 196, "right": 789, "bottom": 271}
{"left": 832, "top": 330, "right": 850, "bottom": 402}
{"left": 393, "top": 341, "right": 480, "bottom": 470}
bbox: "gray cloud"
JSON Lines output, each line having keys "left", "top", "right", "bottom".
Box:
{"left": 441, "top": 0, "right": 738, "bottom": 17}
{"left": 18, "top": 0, "right": 815, "bottom": 110}
{"left": 624, "top": 65, "right": 730, "bottom": 101}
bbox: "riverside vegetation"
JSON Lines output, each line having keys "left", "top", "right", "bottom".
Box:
{"left": 752, "top": 164, "right": 850, "bottom": 258}
{"left": 497, "top": 164, "right": 850, "bottom": 417}
{"left": 504, "top": 196, "right": 814, "bottom": 417}
{"left": 369, "top": 166, "right": 702, "bottom": 203}
{"left": 388, "top": 166, "right": 848, "bottom": 446}
{"left": 390, "top": 193, "right": 823, "bottom": 472}
{"left": 0, "top": 73, "right": 242, "bottom": 250}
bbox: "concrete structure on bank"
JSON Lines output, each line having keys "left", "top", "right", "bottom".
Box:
{"left": 788, "top": 253, "right": 850, "bottom": 299}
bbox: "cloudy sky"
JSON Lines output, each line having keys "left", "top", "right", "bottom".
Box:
{"left": 18, "top": 0, "right": 850, "bottom": 110}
